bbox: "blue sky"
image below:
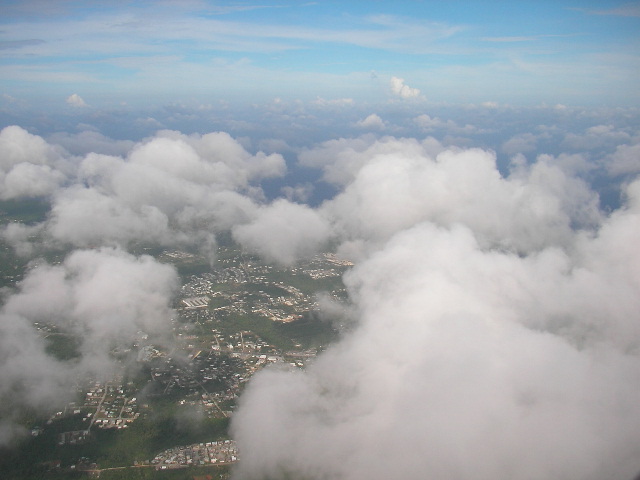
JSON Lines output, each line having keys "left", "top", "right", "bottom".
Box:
{"left": 1, "top": 0, "right": 639, "bottom": 109}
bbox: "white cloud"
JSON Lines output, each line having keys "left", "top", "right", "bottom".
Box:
{"left": 48, "top": 186, "right": 174, "bottom": 248}
{"left": 312, "top": 137, "right": 599, "bottom": 254}
{"left": 312, "top": 97, "right": 355, "bottom": 107}
{"left": 414, "top": 113, "right": 477, "bottom": 134}
{"left": 390, "top": 76, "right": 421, "bottom": 99}
{"left": 66, "top": 93, "right": 88, "bottom": 107}
{"left": 232, "top": 199, "right": 332, "bottom": 266}
{"left": 299, "top": 135, "right": 445, "bottom": 187}
{"left": 4, "top": 119, "right": 640, "bottom": 473}
{"left": 481, "top": 101, "right": 499, "bottom": 108}
{"left": 355, "top": 113, "right": 385, "bottom": 130}
{"left": 590, "top": 4, "right": 640, "bottom": 17}
{"left": 606, "top": 142, "right": 640, "bottom": 176}
{"left": 234, "top": 220, "right": 640, "bottom": 479}
{"left": 502, "top": 132, "right": 538, "bottom": 156}
{"left": 0, "top": 223, "right": 42, "bottom": 257}
{"left": 232, "top": 144, "right": 640, "bottom": 480}
{"left": 257, "top": 138, "right": 293, "bottom": 155}
{"left": 1, "top": 162, "right": 66, "bottom": 200}
{"left": 135, "top": 116, "right": 165, "bottom": 129}
{"left": 4, "top": 128, "right": 286, "bottom": 260}
{"left": 281, "top": 183, "right": 314, "bottom": 203}
{"left": 0, "top": 126, "right": 69, "bottom": 200}
{"left": 48, "top": 130, "right": 135, "bottom": 156}
{"left": 0, "top": 248, "right": 178, "bottom": 444}
{"left": 562, "top": 124, "right": 631, "bottom": 151}
{"left": 0, "top": 125, "right": 60, "bottom": 169}
{"left": 414, "top": 113, "right": 443, "bottom": 129}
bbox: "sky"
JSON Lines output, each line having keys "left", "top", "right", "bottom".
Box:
{"left": 2, "top": 2, "right": 640, "bottom": 480}
{"left": 1, "top": 0, "right": 639, "bottom": 108}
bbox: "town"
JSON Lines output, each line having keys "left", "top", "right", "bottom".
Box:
{"left": 5, "top": 245, "right": 352, "bottom": 479}
{"left": 151, "top": 440, "right": 239, "bottom": 469}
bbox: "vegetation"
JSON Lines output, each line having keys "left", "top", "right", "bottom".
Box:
{"left": 98, "top": 464, "right": 231, "bottom": 480}
{"left": 0, "top": 198, "right": 50, "bottom": 225}
{"left": 1, "top": 233, "right": 347, "bottom": 480}
{"left": 44, "top": 334, "right": 83, "bottom": 361}
{"left": 0, "top": 198, "right": 71, "bottom": 288}
{"left": 0, "top": 240, "right": 28, "bottom": 288}
{"left": 276, "top": 313, "right": 338, "bottom": 349}
{"left": 215, "top": 312, "right": 336, "bottom": 352}
{"left": 0, "top": 399, "right": 230, "bottom": 479}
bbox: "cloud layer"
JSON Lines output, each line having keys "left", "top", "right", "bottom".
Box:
{"left": 231, "top": 138, "right": 640, "bottom": 480}
{"left": 0, "top": 126, "right": 69, "bottom": 199}
{"left": 1, "top": 126, "right": 292, "bottom": 264}
{"left": 1, "top": 119, "right": 640, "bottom": 479}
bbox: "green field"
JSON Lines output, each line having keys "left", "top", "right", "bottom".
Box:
{"left": 214, "top": 311, "right": 336, "bottom": 352}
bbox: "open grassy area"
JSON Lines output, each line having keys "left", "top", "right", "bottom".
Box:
{"left": 215, "top": 311, "right": 337, "bottom": 351}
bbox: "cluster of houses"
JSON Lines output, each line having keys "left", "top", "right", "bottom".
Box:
{"left": 151, "top": 440, "right": 239, "bottom": 469}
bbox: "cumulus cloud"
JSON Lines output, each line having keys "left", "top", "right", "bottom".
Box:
{"left": 135, "top": 116, "right": 165, "bottom": 129}
{"left": 231, "top": 137, "right": 640, "bottom": 480}
{"left": 281, "top": 182, "right": 314, "bottom": 203}
{"left": 4, "top": 120, "right": 640, "bottom": 477}
{"left": 1, "top": 162, "right": 66, "bottom": 200}
{"left": 0, "top": 126, "right": 69, "bottom": 200}
{"left": 354, "top": 113, "right": 385, "bottom": 130}
{"left": 0, "top": 248, "right": 178, "bottom": 445}
{"left": 48, "top": 185, "right": 174, "bottom": 248}
{"left": 390, "top": 76, "right": 421, "bottom": 99}
{"left": 1, "top": 222, "right": 42, "bottom": 257}
{"left": 562, "top": 124, "right": 631, "bottom": 151}
{"left": 311, "top": 97, "right": 355, "bottom": 107}
{"left": 1, "top": 127, "right": 291, "bottom": 262}
{"left": 232, "top": 199, "right": 332, "bottom": 266}
{"left": 502, "top": 132, "right": 538, "bottom": 155}
{"left": 414, "top": 113, "right": 451, "bottom": 129}
{"left": 66, "top": 93, "right": 88, "bottom": 107}
{"left": 317, "top": 138, "right": 600, "bottom": 254}
{"left": 233, "top": 209, "right": 640, "bottom": 479}
{"left": 48, "top": 130, "right": 135, "bottom": 156}
{"left": 299, "top": 135, "right": 445, "bottom": 187}
{"left": 414, "top": 114, "right": 477, "bottom": 134}
{"left": 607, "top": 142, "right": 640, "bottom": 176}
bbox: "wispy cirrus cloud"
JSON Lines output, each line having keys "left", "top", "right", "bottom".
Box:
{"left": 481, "top": 34, "right": 582, "bottom": 43}
{"left": 0, "top": 39, "right": 45, "bottom": 50}
{"left": 588, "top": 2, "right": 640, "bottom": 17}
{"left": 1, "top": 1, "right": 638, "bottom": 107}
{"left": 0, "top": 12, "right": 462, "bottom": 58}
